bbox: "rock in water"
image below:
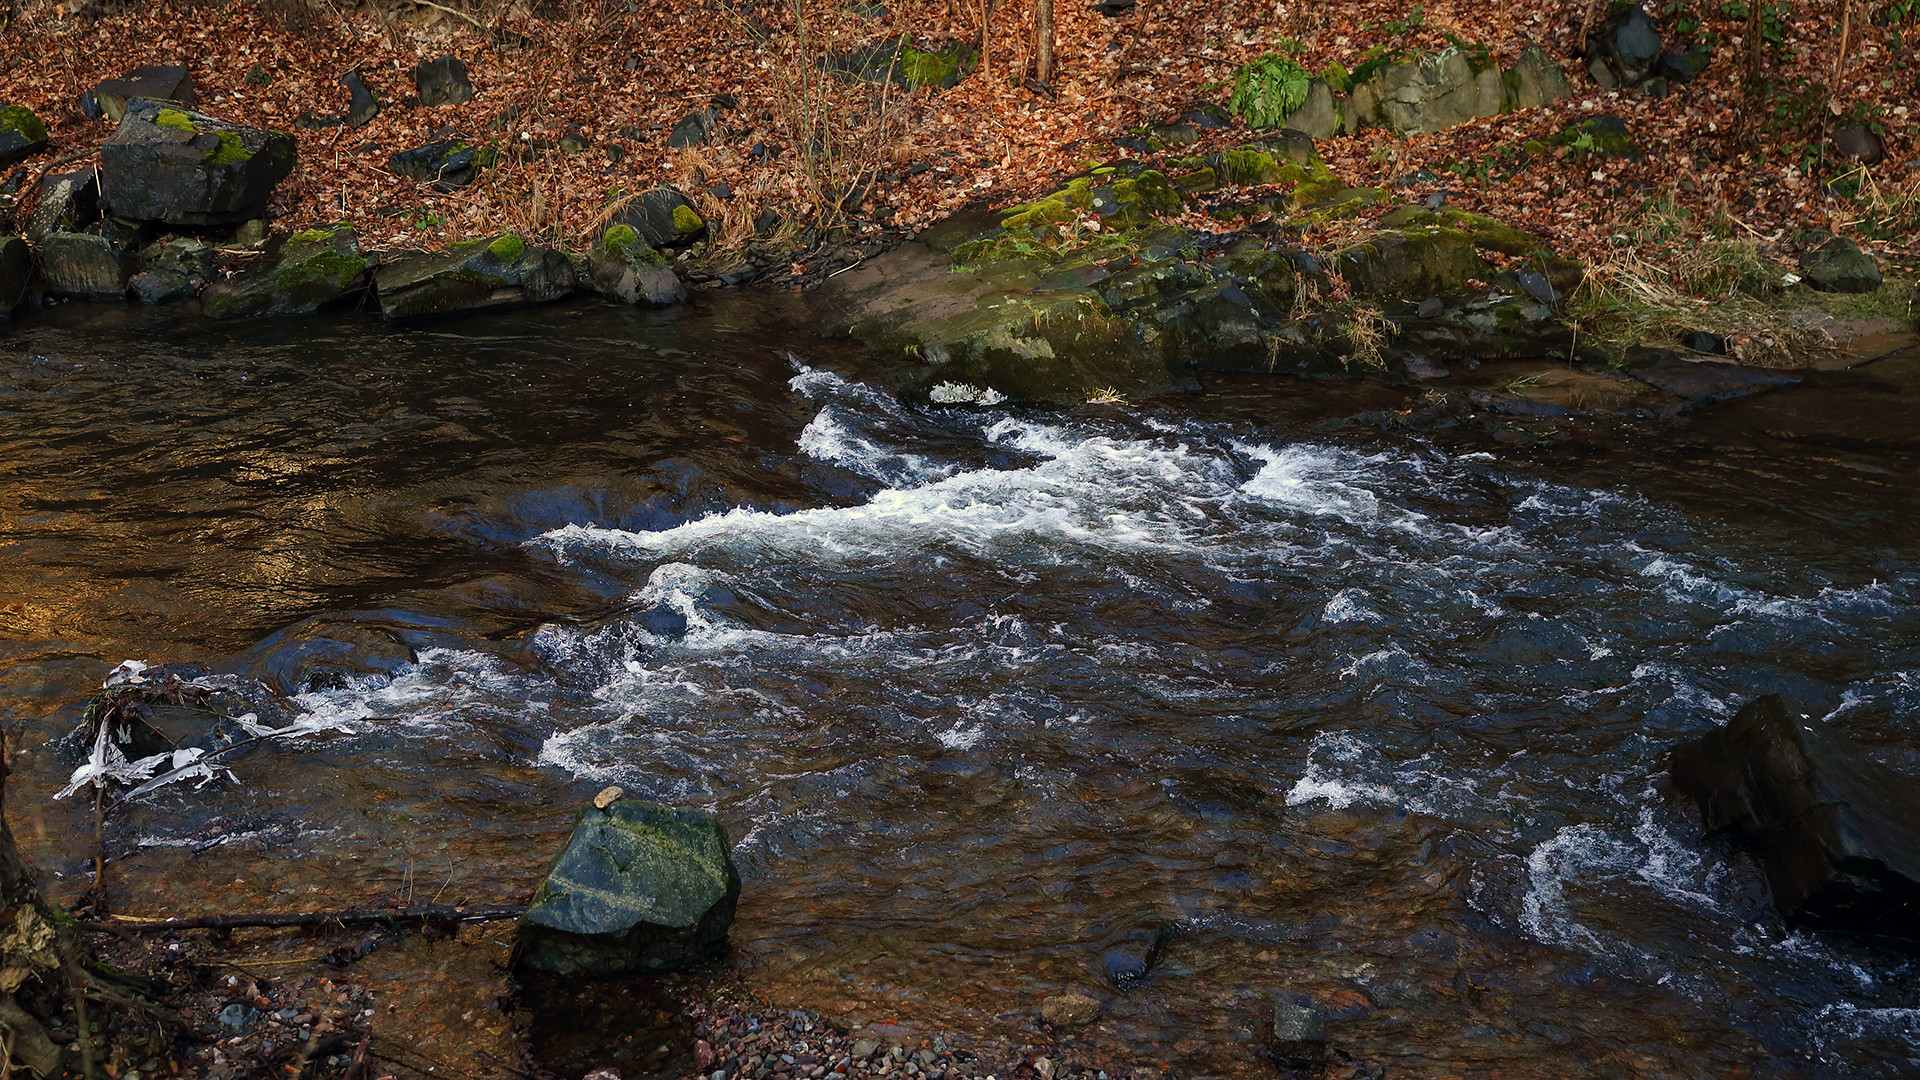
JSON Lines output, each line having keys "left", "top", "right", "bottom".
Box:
{"left": 1271, "top": 1000, "right": 1328, "bottom": 1067}
{"left": 515, "top": 796, "right": 740, "bottom": 976}
{"left": 0, "top": 235, "right": 30, "bottom": 318}
{"left": 374, "top": 234, "right": 573, "bottom": 319}
{"left": 1798, "top": 236, "right": 1882, "bottom": 294}
{"left": 584, "top": 224, "right": 686, "bottom": 306}
{"left": 0, "top": 104, "right": 50, "bottom": 168}
{"left": 91, "top": 65, "right": 196, "bottom": 123}
{"left": 99, "top": 99, "right": 296, "bottom": 226}
{"left": 1039, "top": 993, "right": 1101, "bottom": 1026}
{"left": 41, "top": 232, "right": 134, "bottom": 300}
{"left": 202, "top": 224, "right": 370, "bottom": 319}
{"left": 1669, "top": 694, "right": 1920, "bottom": 940}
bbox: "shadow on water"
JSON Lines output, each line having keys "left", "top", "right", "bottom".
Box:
{"left": 5, "top": 296, "right": 1920, "bottom": 1078}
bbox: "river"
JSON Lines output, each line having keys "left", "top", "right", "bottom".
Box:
{"left": 2, "top": 296, "right": 1918, "bottom": 1078}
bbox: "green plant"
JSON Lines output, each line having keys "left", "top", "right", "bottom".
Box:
{"left": 1229, "top": 52, "right": 1312, "bottom": 128}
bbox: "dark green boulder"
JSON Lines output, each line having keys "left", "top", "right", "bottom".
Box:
{"left": 373, "top": 233, "right": 573, "bottom": 319}
{"left": 1798, "top": 236, "right": 1881, "bottom": 294}
{"left": 515, "top": 796, "right": 740, "bottom": 976}
{"left": 203, "top": 224, "right": 370, "bottom": 318}
{"left": 583, "top": 224, "right": 685, "bottom": 305}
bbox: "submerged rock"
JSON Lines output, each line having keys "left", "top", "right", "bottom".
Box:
{"left": 91, "top": 64, "right": 195, "bottom": 123}
{"left": 373, "top": 234, "right": 572, "bottom": 319}
{"left": 1271, "top": 1000, "right": 1328, "bottom": 1068}
{"left": 0, "top": 104, "right": 50, "bottom": 168}
{"left": 583, "top": 224, "right": 686, "bottom": 305}
{"left": 1670, "top": 694, "right": 1920, "bottom": 941}
{"left": 515, "top": 796, "right": 740, "bottom": 976}
{"left": 99, "top": 100, "right": 297, "bottom": 226}
{"left": 1039, "top": 993, "right": 1101, "bottom": 1026}
{"left": 203, "top": 224, "right": 370, "bottom": 318}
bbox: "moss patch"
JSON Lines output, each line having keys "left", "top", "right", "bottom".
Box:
{"left": 0, "top": 105, "right": 47, "bottom": 142}
{"left": 672, "top": 204, "right": 705, "bottom": 234}
{"left": 899, "top": 44, "right": 970, "bottom": 89}
{"left": 488, "top": 234, "right": 527, "bottom": 261}
{"left": 154, "top": 108, "right": 197, "bottom": 134}
{"left": 205, "top": 130, "right": 253, "bottom": 166}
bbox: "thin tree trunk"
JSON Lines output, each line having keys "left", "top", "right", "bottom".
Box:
{"left": 1034, "top": 0, "right": 1054, "bottom": 84}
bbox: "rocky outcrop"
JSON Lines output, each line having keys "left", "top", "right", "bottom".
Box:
{"left": 0, "top": 105, "right": 49, "bottom": 169}
{"left": 1670, "top": 695, "right": 1920, "bottom": 941}
{"left": 611, "top": 187, "right": 707, "bottom": 248}
{"left": 1798, "top": 236, "right": 1882, "bottom": 294}
{"left": 41, "top": 231, "right": 135, "bottom": 300}
{"left": 203, "top": 224, "right": 370, "bottom": 318}
{"left": 582, "top": 224, "right": 686, "bottom": 305}
{"left": 99, "top": 99, "right": 296, "bottom": 226}
{"left": 414, "top": 56, "right": 474, "bottom": 106}
{"left": 388, "top": 138, "right": 494, "bottom": 192}
{"left": 91, "top": 64, "right": 195, "bottom": 123}
{"left": 373, "top": 234, "right": 573, "bottom": 319}
{"left": 1283, "top": 44, "right": 1571, "bottom": 139}
{"left": 0, "top": 236, "right": 30, "bottom": 318}
{"left": 515, "top": 794, "right": 741, "bottom": 976}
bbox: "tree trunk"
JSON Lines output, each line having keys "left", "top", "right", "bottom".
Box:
{"left": 1034, "top": 0, "right": 1054, "bottom": 84}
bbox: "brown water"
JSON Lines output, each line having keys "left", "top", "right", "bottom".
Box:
{"left": 3, "top": 299, "right": 1919, "bottom": 1078}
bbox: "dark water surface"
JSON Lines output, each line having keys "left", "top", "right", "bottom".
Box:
{"left": 4, "top": 298, "right": 1919, "bottom": 1078}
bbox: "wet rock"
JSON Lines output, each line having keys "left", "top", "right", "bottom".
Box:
{"left": 1503, "top": 44, "right": 1573, "bottom": 111}
{"left": 1044, "top": 991, "right": 1105, "bottom": 1022}
{"left": 583, "top": 223, "right": 687, "bottom": 306}
{"left": 1798, "top": 236, "right": 1882, "bottom": 294}
{"left": 374, "top": 234, "right": 573, "bottom": 319}
{"left": 28, "top": 168, "right": 100, "bottom": 241}
{"left": 1270, "top": 1000, "right": 1328, "bottom": 1068}
{"left": 129, "top": 237, "right": 213, "bottom": 304}
{"left": 1336, "top": 228, "right": 1490, "bottom": 299}
{"left": 1625, "top": 354, "right": 1798, "bottom": 402}
{"left": 99, "top": 100, "right": 297, "bottom": 226}
{"left": 41, "top": 231, "right": 134, "bottom": 300}
{"left": 0, "top": 104, "right": 50, "bottom": 168}
{"left": 611, "top": 186, "right": 707, "bottom": 248}
{"left": 203, "top": 224, "right": 370, "bottom": 319}
{"left": 1670, "top": 694, "right": 1920, "bottom": 941}
{"left": 515, "top": 795, "right": 741, "bottom": 976}
{"left": 388, "top": 138, "right": 495, "bottom": 192}
{"left": 0, "top": 235, "right": 30, "bottom": 318}
{"left": 1832, "top": 124, "right": 1884, "bottom": 166}
{"left": 415, "top": 56, "right": 474, "bottom": 107}
{"left": 92, "top": 64, "right": 195, "bottom": 123}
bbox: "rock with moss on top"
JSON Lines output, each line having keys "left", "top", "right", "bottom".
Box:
{"left": 0, "top": 105, "right": 50, "bottom": 169}
{"left": 100, "top": 99, "right": 295, "bottom": 226}
{"left": 610, "top": 187, "right": 707, "bottom": 249}
{"left": 373, "top": 233, "right": 574, "bottom": 320}
{"left": 202, "top": 224, "right": 371, "bottom": 318}
{"left": 585, "top": 224, "right": 686, "bottom": 306}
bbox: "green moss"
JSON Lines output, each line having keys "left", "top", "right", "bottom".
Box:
{"left": 1111, "top": 170, "right": 1180, "bottom": 223}
{"left": 448, "top": 238, "right": 485, "bottom": 253}
{"left": 604, "top": 224, "right": 639, "bottom": 248}
{"left": 1437, "top": 210, "right": 1545, "bottom": 255}
{"left": 487, "top": 234, "right": 526, "bottom": 261}
{"left": 290, "top": 225, "right": 350, "bottom": 246}
{"left": 205, "top": 130, "right": 252, "bottom": 166}
{"left": 602, "top": 223, "right": 665, "bottom": 266}
{"left": 1290, "top": 179, "right": 1345, "bottom": 208}
{"left": 155, "top": 108, "right": 197, "bottom": 134}
{"left": 1320, "top": 61, "right": 1352, "bottom": 95}
{"left": 672, "top": 204, "right": 705, "bottom": 234}
{"left": 0, "top": 105, "right": 47, "bottom": 142}
{"left": 274, "top": 248, "right": 366, "bottom": 298}
{"left": 1174, "top": 167, "right": 1218, "bottom": 193}
{"left": 900, "top": 45, "right": 963, "bottom": 89}
{"left": 1222, "top": 148, "right": 1286, "bottom": 186}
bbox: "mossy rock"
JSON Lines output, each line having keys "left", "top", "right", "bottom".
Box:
{"left": 1377, "top": 206, "right": 1548, "bottom": 256}
{"left": 1545, "top": 113, "right": 1643, "bottom": 163}
{"left": 1336, "top": 227, "right": 1491, "bottom": 298}
{"left": 0, "top": 104, "right": 51, "bottom": 169}
{"left": 829, "top": 38, "right": 977, "bottom": 90}
{"left": 203, "top": 223, "right": 370, "bottom": 319}
{"left": 515, "top": 796, "right": 740, "bottom": 977}
{"left": 375, "top": 234, "right": 575, "bottom": 320}
{"left": 99, "top": 99, "right": 296, "bottom": 225}
{"left": 587, "top": 224, "right": 686, "bottom": 306}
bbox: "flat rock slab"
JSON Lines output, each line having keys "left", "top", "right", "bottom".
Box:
{"left": 92, "top": 64, "right": 196, "bottom": 123}
{"left": 100, "top": 99, "right": 296, "bottom": 225}
{"left": 1670, "top": 695, "right": 1920, "bottom": 941}
{"left": 203, "top": 224, "right": 370, "bottom": 318}
{"left": 373, "top": 235, "right": 572, "bottom": 319}
{"left": 516, "top": 796, "right": 740, "bottom": 976}
{"left": 1627, "top": 355, "right": 1800, "bottom": 402}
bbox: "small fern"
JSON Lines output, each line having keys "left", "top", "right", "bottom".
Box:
{"left": 1229, "top": 52, "right": 1312, "bottom": 129}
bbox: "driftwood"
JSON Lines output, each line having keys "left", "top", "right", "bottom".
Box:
{"left": 79, "top": 903, "right": 527, "bottom": 934}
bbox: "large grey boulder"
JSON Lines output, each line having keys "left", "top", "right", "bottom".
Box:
{"left": 1504, "top": 45, "right": 1573, "bottom": 111}
{"left": 0, "top": 236, "right": 30, "bottom": 318}
{"left": 515, "top": 795, "right": 741, "bottom": 976}
{"left": 91, "top": 64, "right": 195, "bottom": 123}
{"left": 0, "top": 105, "right": 50, "bottom": 169}
{"left": 583, "top": 224, "right": 686, "bottom": 305}
{"left": 41, "top": 232, "right": 134, "bottom": 300}
{"left": 1592, "top": 5, "right": 1664, "bottom": 89}
{"left": 1352, "top": 47, "right": 1505, "bottom": 135}
{"left": 203, "top": 223, "right": 370, "bottom": 318}
{"left": 1798, "top": 236, "right": 1882, "bottom": 294}
{"left": 374, "top": 234, "right": 573, "bottom": 319}
{"left": 99, "top": 99, "right": 296, "bottom": 226}
{"left": 1280, "top": 79, "right": 1346, "bottom": 140}
{"left": 1670, "top": 694, "right": 1920, "bottom": 941}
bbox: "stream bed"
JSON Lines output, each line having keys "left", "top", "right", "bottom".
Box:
{"left": 3, "top": 297, "right": 1919, "bottom": 1078}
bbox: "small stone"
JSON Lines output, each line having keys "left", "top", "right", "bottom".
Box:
{"left": 851, "top": 1040, "right": 879, "bottom": 1060}
{"left": 1271, "top": 1000, "right": 1328, "bottom": 1068}
{"left": 1033, "top": 1059, "right": 1053, "bottom": 1080}
{"left": 1416, "top": 296, "right": 1444, "bottom": 319}
{"left": 1039, "top": 993, "right": 1101, "bottom": 1027}
{"left": 233, "top": 219, "right": 269, "bottom": 247}
{"left": 1833, "top": 124, "right": 1885, "bottom": 166}
{"left": 595, "top": 786, "right": 624, "bottom": 809}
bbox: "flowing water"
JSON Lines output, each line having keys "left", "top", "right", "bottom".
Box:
{"left": 3, "top": 297, "right": 1920, "bottom": 1078}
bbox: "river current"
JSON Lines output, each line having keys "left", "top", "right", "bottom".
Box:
{"left": 2, "top": 297, "right": 1918, "bottom": 1078}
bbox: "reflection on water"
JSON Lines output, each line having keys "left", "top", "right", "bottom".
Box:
{"left": 3, "top": 300, "right": 1920, "bottom": 1078}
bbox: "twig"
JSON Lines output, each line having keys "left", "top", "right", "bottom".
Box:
{"left": 407, "top": 0, "right": 486, "bottom": 29}
{"left": 79, "top": 903, "right": 526, "bottom": 934}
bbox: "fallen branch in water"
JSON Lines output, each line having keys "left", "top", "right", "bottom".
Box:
{"left": 77, "top": 903, "right": 526, "bottom": 934}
